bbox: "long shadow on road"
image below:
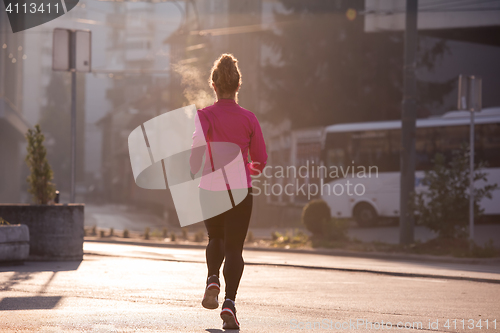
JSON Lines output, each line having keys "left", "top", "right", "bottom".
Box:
{"left": 0, "top": 261, "right": 81, "bottom": 311}
{"left": 0, "top": 295, "right": 62, "bottom": 310}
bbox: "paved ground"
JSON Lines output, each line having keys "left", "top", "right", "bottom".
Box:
{"left": 85, "top": 204, "right": 500, "bottom": 247}
{"left": 83, "top": 242, "right": 500, "bottom": 282}
{"left": 1, "top": 242, "right": 499, "bottom": 332}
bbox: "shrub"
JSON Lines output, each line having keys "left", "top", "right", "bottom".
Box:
{"left": 323, "top": 218, "right": 348, "bottom": 241}
{"left": 470, "top": 240, "right": 498, "bottom": 258}
{"left": 123, "top": 229, "right": 130, "bottom": 238}
{"left": 109, "top": 228, "right": 114, "bottom": 237}
{"left": 301, "top": 199, "right": 331, "bottom": 237}
{"left": 99, "top": 230, "right": 105, "bottom": 238}
{"left": 25, "top": 124, "right": 56, "bottom": 204}
{"left": 170, "top": 232, "right": 176, "bottom": 241}
{"left": 413, "top": 145, "right": 498, "bottom": 239}
{"left": 144, "top": 227, "right": 150, "bottom": 240}
{"left": 162, "top": 228, "right": 168, "bottom": 238}
{"left": 182, "top": 228, "right": 188, "bottom": 240}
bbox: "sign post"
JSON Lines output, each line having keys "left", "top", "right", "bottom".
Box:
{"left": 457, "top": 74, "right": 482, "bottom": 244}
{"left": 53, "top": 28, "right": 91, "bottom": 203}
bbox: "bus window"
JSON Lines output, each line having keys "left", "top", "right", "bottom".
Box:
{"left": 387, "top": 130, "right": 401, "bottom": 172}
{"left": 415, "top": 127, "right": 439, "bottom": 171}
{"left": 351, "top": 130, "right": 391, "bottom": 172}
{"left": 324, "top": 132, "right": 349, "bottom": 177}
{"left": 478, "top": 123, "right": 500, "bottom": 167}
{"left": 435, "top": 125, "right": 469, "bottom": 160}
{"left": 326, "top": 149, "right": 346, "bottom": 173}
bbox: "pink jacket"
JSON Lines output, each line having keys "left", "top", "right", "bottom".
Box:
{"left": 190, "top": 99, "right": 267, "bottom": 190}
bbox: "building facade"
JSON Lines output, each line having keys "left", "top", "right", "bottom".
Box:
{"left": 0, "top": 12, "right": 30, "bottom": 203}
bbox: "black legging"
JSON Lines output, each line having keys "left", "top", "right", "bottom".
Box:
{"left": 201, "top": 187, "right": 253, "bottom": 301}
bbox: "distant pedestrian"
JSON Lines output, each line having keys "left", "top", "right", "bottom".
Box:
{"left": 190, "top": 53, "right": 267, "bottom": 329}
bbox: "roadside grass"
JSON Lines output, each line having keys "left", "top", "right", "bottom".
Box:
{"left": 268, "top": 228, "right": 499, "bottom": 258}
{"left": 84, "top": 226, "right": 208, "bottom": 243}
{"left": 309, "top": 236, "right": 499, "bottom": 258}
{"left": 270, "top": 229, "right": 310, "bottom": 249}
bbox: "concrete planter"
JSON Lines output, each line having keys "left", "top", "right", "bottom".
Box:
{"left": 0, "top": 224, "right": 30, "bottom": 262}
{"left": 0, "top": 204, "right": 84, "bottom": 261}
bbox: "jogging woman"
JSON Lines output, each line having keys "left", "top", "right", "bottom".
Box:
{"left": 189, "top": 54, "right": 267, "bottom": 329}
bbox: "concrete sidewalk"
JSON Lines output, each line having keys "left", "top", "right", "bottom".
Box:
{"left": 84, "top": 203, "right": 500, "bottom": 247}
{"left": 85, "top": 237, "right": 500, "bottom": 264}
{"left": 83, "top": 241, "right": 500, "bottom": 284}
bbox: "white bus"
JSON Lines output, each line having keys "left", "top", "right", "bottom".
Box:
{"left": 321, "top": 107, "right": 500, "bottom": 227}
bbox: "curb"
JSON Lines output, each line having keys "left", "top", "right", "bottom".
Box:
{"left": 83, "top": 251, "right": 500, "bottom": 285}
{"left": 84, "top": 238, "right": 500, "bottom": 265}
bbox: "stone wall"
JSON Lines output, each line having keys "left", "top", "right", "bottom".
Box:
{"left": 0, "top": 204, "right": 84, "bottom": 260}
{"left": 0, "top": 224, "right": 29, "bottom": 261}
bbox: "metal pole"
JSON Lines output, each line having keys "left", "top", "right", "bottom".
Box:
{"left": 70, "top": 31, "right": 77, "bottom": 203}
{"left": 469, "top": 97, "right": 475, "bottom": 244}
{"left": 458, "top": 75, "right": 481, "bottom": 244}
{"left": 400, "top": 0, "right": 418, "bottom": 245}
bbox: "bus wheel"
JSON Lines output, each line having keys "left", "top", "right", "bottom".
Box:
{"left": 354, "top": 203, "right": 378, "bottom": 227}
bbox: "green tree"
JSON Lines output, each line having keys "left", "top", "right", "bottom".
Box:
{"left": 413, "top": 145, "right": 498, "bottom": 239}
{"left": 260, "top": 0, "right": 453, "bottom": 128}
{"left": 25, "top": 125, "right": 56, "bottom": 204}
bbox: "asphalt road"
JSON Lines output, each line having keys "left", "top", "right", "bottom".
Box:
{"left": 83, "top": 242, "right": 500, "bottom": 282}
{"left": 1, "top": 242, "right": 499, "bottom": 332}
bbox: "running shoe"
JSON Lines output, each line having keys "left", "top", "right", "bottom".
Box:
{"left": 202, "top": 275, "right": 220, "bottom": 309}
{"left": 220, "top": 299, "right": 240, "bottom": 330}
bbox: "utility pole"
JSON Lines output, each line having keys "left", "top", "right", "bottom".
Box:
{"left": 400, "top": 0, "right": 418, "bottom": 245}
{"left": 53, "top": 28, "right": 91, "bottom": 203}
{"left": 458, "top": 74, "right": 482, "bottom": 245}
{"left": 70, "top": 31, "right": 77, "bottom": 204}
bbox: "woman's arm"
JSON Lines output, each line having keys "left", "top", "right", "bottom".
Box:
{"left": 248, "top": 116, "right": 267, "bottom": 176}
{"left": 189, "top": 111, "right": 209, "bottom": 176}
